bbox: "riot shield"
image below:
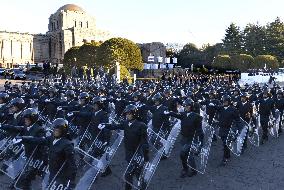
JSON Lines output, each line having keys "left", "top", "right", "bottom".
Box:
{"left": 248, "top": 116, "right": 260, "bottom": 147}
{"left": 200, "top": 110, "right": 210, "bottom": 133}
{"left": 187, "top": 122, "right": 214, "bottom": 174}
{"left": 75, "top": 124, "right": 99, "bottom": 155}
{"left": 281, "top": 112, "right": 284, "bottom": 130}
{"left": 147, "top": 126, "right": 165, "bottom": 152}
{"left": 0, "top": 137, "right": 27, "bottom": 179}
{"left": 147, "top": 119, "right": 152, "bottom": 129}
{"left": 200, "top": 106, "right": 208, "bottom": 124}
{"left": 148, "top": 119, "right": 180, "bottom": 158}
{"left": 81, "top": 130, "right": 124, "bottom": 172}
{"left": 163, "top": 119, "right": 181, "bottom": 157}
{"left": 268, "top": 110, "right": 280, "bottom": 138}
{"left": 123, "top": 128, "right": 164, "bottom": 190}
{"left": 0, "top": 129, "right": 13, "bottom": 151}
{"left": 46, "top": 160, "right": 99, "bottom": 190}
{"left": 73, "top": 159, "right": 100, "bottom": 190}
{"left": 68, "top": 121, "right": 81, "bottom": 145}
{"left": 212, "top": 118, "right": 221, "bottom": 139}
{"left": 226, "top": 119, "right": 248, "bottom": 156}
{"left": 44, "top": 161, "right": 72, "bottom": 190}
{"left": 14, "top": 146, "right": 49, "bottom": 190}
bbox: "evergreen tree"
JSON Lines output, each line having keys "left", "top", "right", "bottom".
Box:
{"left": 243, "top": 23, "right": 266, "bottom": 56}
{"left": 265, "top": 17, "right": 284, "bottom": 60}
{"left": 222, "top": 23, "right": 243, "bottom": 54}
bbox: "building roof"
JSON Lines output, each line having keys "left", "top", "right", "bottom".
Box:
{"left": 57, "top": 4, "right": 85, "bottom": 13}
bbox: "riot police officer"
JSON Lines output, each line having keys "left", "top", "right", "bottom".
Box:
{"left": 165, "top": 98, "right": 202, "bottom": 177}
{"left": 20, "top": 118, "right": 77, "bottom": 189}
{"left": 98, "top": 105, "right": 148, "bottom": 190}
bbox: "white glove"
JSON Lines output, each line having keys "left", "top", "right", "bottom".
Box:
{"left": 101, "top": 98, "right": 106, "bottom": 101}
{"left": 29, "top": 99, "right": 34, "bottom": 105}
{"left": 45, "top": 99, "right": 50, "bottom": 103}
{"left": 98, "top": 124, "right": 106, "bottom": 130}
{"left": 110, "top": 102, "right": 115, "bottom": 109}
{"left": 164, "top": 111, "right": 170, "bottom": 115}
{"left": 67, "top": 112, "right": 73, "bottom": 117}
{"left": 209, "top": 103, "right": 215, "bottom": 106}
{"left": 57, "top": 107, "right": 62, "bottom": 111}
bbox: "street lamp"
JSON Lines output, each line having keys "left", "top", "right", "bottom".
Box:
{"left": 165, "top": 57, "right": 170, "bottom": 70}
{"left": 157, "top": 56, "right": 163, "bottom": 69}
{"left": 148, "top": 55, "right": 155, "bottom": 76}
{"left": 172, "top": 57, "right": 178, "bottom": 68}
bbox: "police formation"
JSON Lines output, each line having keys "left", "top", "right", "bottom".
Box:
{"left": 0, "top": 74, "right": 282, "bottom": 190}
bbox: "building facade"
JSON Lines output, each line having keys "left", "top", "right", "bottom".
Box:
{"left": 0, "top": 4, "right": 110, "bottom": 68}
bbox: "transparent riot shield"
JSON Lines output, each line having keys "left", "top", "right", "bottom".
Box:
{"left": 187, "top": 122, "right": 214, "bottom": 174}
{"left": 108, "top": 102, "right": 116, "bottom": 123}
{"left": 147, "top": 126, "right": 165, "bottom": 152}
{"left": 73, "top": 160, "right": 100, "bottom": 190}
{"left": 200, "top": 106, "right": 208, "bottom": 124}
{"left": 14, "top": 146, "right": 49, "bottom": 190}
{"left": 44, "top": 161, "right": 72, "bottom": 190}
{"left": 226, "top": 119, "right": 248, "bottom": 156}
{"left": 81, "top": 130, "right": 124, "bottom": 172}
{"left": 248, "top": 115, "right": 260, "bottom": 147}
{"left": 201, "top": 111, "right": 210, "bottom": 133}
{"left": 68, "top": 121, "right": 81, "bottom": 145}
{"left": 163, "top": 119, "right": 181, "bottom": 157}
{"left": 156, "top": 123, "right": 171, "bottom": 145}
{"left": 268, "top": 110, "right": 280, "bottom": 138}
{"left": 147, "top": 119, "right": 180, "bottom": 158}
{"left": 147, "top": 119, "right": 152, "bottom": 129}
{"left": 0, "top": 137, "right": 27, "bottom": 179}
{"left": 45, "top": 159, "right": 100, "bottom": 190}
{"left": 123, "top": 128, "right": 164, "bottom": 190}
{"left": 0, "top": 129, "right": 13, "bottom": 151}
{"left": 42, "top": 117, "right": 53, "bottom": 133}
{"left": 212, "top": 117, "right": 221, "bottom": 139}
{"left": 75, "top": 124, "right": 99, "bottom": 155}
{"left": 281, "top": 112, "right": 284, "bottom": 130}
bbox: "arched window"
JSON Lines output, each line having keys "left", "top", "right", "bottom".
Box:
{"left": 87, "top": 21, "right": 89, "bottom": 28}
{"left": 75, "top": 21, "right": 77, "bottom": 27}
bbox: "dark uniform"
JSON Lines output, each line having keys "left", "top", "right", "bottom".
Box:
{"left": 168, "top": 109, "right": 203, "bottom": 177}
{"left": 216, "top": 103, "right": 240, "bottom": 162}
{"left": 256, "top": 96, "right": 275, "bottom": 142}
{"left": 104, "top": 105, "right": 148, "bottom": 190}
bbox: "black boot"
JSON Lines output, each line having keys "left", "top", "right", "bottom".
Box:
{"left": 180, "top": 169, "right": 189, "bottom": 178}
{"left": 212, "top": 135, "right": 217, "bottom": 142}
{"left": 188, "top": 169, "right": 197, "bottom": 177}
{"left": 101, "top": 167, "right": 112, "bottom": 177}
{"left": 219, "top": 158, "right": 229, "bottom": 167}
{"left": 260, "top": 136, "right": 268, "bottom": 145}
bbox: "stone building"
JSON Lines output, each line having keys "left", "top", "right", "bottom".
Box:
{"left": 0, "top": 4, "right": 111, "bottom": 68}
{"left": 138, "top": 42, "right": 167, "bottom": 64}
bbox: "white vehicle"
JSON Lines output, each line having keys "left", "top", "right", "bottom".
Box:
{"left": 279, "top": 68, "right": 284, "bottom": 73}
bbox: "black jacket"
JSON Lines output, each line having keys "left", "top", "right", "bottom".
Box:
{"left": 169, "top": 111, "right": 203, "bottom": 139}
{"left": 216, "top": 105, "right": 240, "bottom": 129}
{"left": 236, "top": 101, "right": 253, "bottom": 121}
{"left": 151, "top": 104, "right": 170, "bottom": 132}
{"left": 107, "top": 119, "right": 148, "bottom": 161}
{"left": 256, "top": 98, "right": 275, "bottom": 117}
{"left": 22, "top": 136, "right": 77, "bottom": 181}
